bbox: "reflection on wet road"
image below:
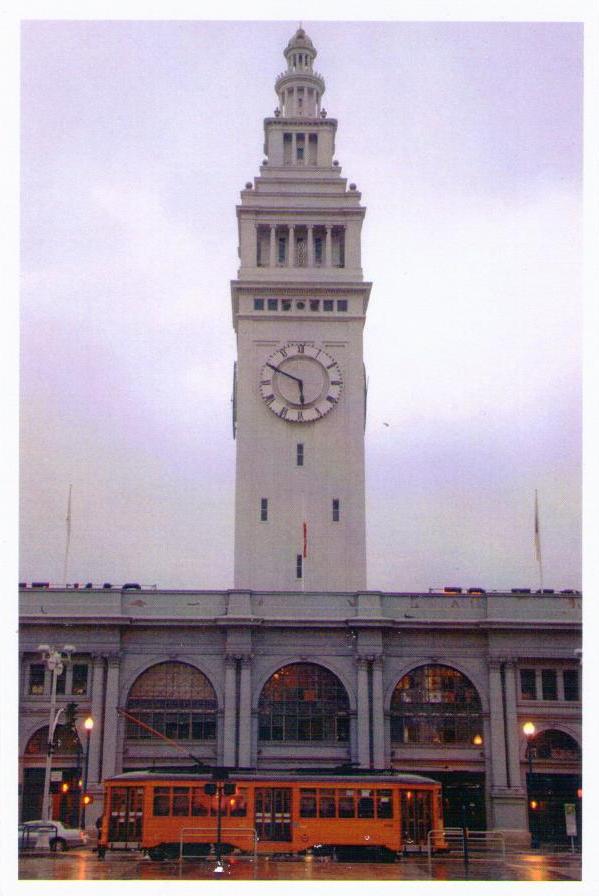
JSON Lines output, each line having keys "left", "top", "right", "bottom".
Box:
{"left": 18, "top": 850, "right": 582, "bottom": 882}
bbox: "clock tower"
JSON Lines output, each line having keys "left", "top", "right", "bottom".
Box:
{"left": 232, "top": 27, "right": 371, "bottom": 592}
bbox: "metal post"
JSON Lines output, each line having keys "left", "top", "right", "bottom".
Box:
{"left": 39, "top": 645, "right": 75, "bottom": 823}
{"left": 41, "top": 664, "right": 59, "bottom": 822}
{"left": 215, "top": 782, "right": 223, "bottom": 866}
{"left": 460, "top": 797, "right": 469, "bottom": 870}
{"left": 80, "top": 721, "right": 92, "bottom": 829}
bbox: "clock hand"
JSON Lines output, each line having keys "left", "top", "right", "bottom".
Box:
{"left": 266, "top": 362, "right": 304, "bottom": 387}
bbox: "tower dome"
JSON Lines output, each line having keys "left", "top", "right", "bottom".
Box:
{"left": 276, "top": 26, "right": 325, "bottom": 118}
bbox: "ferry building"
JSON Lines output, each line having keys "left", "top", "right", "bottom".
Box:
{"left": 19, "top": 27, "right": 582, "bottom": 848}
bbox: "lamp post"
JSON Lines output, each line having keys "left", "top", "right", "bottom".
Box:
{"left": 80, "top": 716, "right": 94, "bottom": 829}
{"left": 523, "top": 721, "right": 538, "bottom": 847}
{"left": 38, "top": 644, "right": 75, "bottom": 822}
{"left": 523, "top": 721, "right": 536, "bottom": 774}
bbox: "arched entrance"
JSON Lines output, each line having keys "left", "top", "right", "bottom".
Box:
{"left": 390, "top": 664, "right": 486, "bottom": 830}
{"left": 22, "top": 724, "right": 82, "bottom": 823}
{"left": 526, "top": 729, "right": 581, "bottom": 845}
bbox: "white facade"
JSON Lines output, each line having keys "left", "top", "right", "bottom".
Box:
{"left": 232, "top": 28, "right": 370, "bottom": 592}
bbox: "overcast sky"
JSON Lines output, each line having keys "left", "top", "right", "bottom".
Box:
{"left": 19, "top": 18, "right": 583, "bottom": 593}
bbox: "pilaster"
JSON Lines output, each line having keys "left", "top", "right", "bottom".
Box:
{"left": 100, "top": 653, "right": 120, "bottom": 780}
{"left": 87, "top": 654, "right": 105, "bottom": 785}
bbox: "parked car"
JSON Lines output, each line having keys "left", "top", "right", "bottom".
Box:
{"left": 19, "top": 820, "right": 88, "bottom": 851}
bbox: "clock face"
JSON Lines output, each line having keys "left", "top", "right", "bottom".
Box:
{"left": 259, "top": 342, "right": 343, "bottom": 423}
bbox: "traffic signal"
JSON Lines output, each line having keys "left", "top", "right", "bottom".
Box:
{"left": 223, "top": 783, "right": 236, "bottom": 796}
{"left": 82, "top": 794, "right": 93, "bottom": 806}
{"left": 61, "top": 782, "right": 70, "bottom": 794}
{"left": 64, "top": 702, "right": 78, "bottom": 731}
{"left": 204, "top": 783, "right": 217, "bottom": 796}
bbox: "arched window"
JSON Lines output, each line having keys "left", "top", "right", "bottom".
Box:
{"left": 24, "top": 725, "right": 80, "bottom": 756}
{"left": 126, "top": 662, "right": 217, "bottom": 742}
{"left": 532, "top": 729, "right": 580, "bottom": 762}
{"left": 391, "top": 664, "right": 483, "bottom": 746}
{"left": 258, "top": 663, "right": 349, "bottom": 743}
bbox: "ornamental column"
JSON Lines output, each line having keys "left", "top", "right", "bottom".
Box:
{"left": 371, "top": 656, "right": 385, "bottom": 769}
{"left": 504, "top": 660, "right": 523, "bottom": 789}
{"left": 87, "top": 655, "right": 105, "bottom": 785}
{"left": 287, "top": 225, "right": 295, "bottom": 266}
{"left": 238, "top": 655, "right": 253, "bottom": 768}
{"left": 269, "top": 224, "right": 276, "bottom": 267}
{"left": 487, "top": 658, "right": 508, "bottom": 789}
{"left": 325, "top": 225, "right": 332, "bottom": 267}
{"left": 356, "top": 657, "right": 370, "bottom": 768}
{"left": 100, "top": 654, "right": 120, "bottom": 779}
{"left": 307, "top": 224, "right": 314, "bottom": 266}
{"left": 222, "top": 655, "right": 237, "bottom": 767}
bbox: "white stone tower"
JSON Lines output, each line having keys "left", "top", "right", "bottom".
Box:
{"left": 232, "top": 27, "right": 371, "bottom": 592}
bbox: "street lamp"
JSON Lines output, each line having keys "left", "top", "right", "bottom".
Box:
{"left": 38, "top": 644, "right": 75, "bottom": 822}
{"left": 80, "top": 716, "right": 94, "bottom": 829}
{"left": 523, "top": 721, "right": 536, "bottom": 774}
{"left": 523, "top": 721, "right": 539, "bottom": 848}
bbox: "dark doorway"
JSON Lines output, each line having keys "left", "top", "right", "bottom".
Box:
{"left": 527, "top": 773, "right": 582, "bottom": 845}
{"left": 412, "top": 771, "right": 486, "bottom": 830}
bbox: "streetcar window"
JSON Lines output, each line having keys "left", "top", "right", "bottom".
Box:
{"left": 300, "top": 789, "right": 317, "bottom": 817}
{"left": 319, "top": 789, "right": 336, "bottom": 818}
{"left": 358, "top": 790, "right": 374, "bottom": 818}
{"left": 172, "top": 786, "right": 190, "bottom": 816}
{"left": 230, "top": 787, "right": 248, "bottom": 817}
{"left": 377, "top": 790, "right": 393, "bottom": 818}
{"left": 191, "top": 787, "right": 209, "bottom": 816}
{"left": 153, "top": 786, "right": 170, "bottom": 816}
{"left": 338, "top": 790, "right": 355, "bottom": 818}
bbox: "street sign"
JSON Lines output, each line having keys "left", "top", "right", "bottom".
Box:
{"left": 564, "top": 803, "right": 577, "bottom": 837}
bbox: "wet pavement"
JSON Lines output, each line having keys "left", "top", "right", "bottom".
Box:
{"left": 17, "top": 849, "right": 582, "bottom": 882}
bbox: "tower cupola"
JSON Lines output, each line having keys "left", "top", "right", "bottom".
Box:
{"left": 275, "top": 27, "right": 325, "bottom": 118}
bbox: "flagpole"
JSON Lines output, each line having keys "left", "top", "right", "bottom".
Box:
{"left": 534, "top": 489, "right": 544, "bottom": 591}
{"left": 63, "top": 484, "right": 72, "bottom": 585}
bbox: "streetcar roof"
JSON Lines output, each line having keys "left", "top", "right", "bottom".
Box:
{"left": 104, "top": 769, "right": 441, "bottom": 786}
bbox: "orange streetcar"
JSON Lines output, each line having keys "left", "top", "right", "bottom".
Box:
{"left": 99, "top": 769, "right": 444, "bottom": 861}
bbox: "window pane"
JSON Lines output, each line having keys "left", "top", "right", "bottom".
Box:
{"left": 300, "top": 789, "right": 317, "bottom": 818}
{"left": 541, "top": 669, "right": 557, "bottom": 701}
{"left": 72, "top": 664, "right": 88, "bottom": 695}
{"left": 191, "top": 787, "right": 209, "bottom": 816}
{"left": 563, "top": 669, "right": 579, "bottom": 701}
{"left": 377, "top": 790, "right": 393, "bottom": 819}
{"left": 358, "top": 791, "right": 374, "bottom": 818}
{"left": 338, "top": 792, "right": 355, "bottom": 818}
{"left": 520, "top": 669, "right": 537, "bottom": 700}
{"left": 55, "top": 669, "right": 66, "bottom": 695}
{"left": 153, "top": 787, "right": 170, "bottom": 816}
{"left": 28, "top": 664, "right": 45, "bottom": 695}
{"left": 230, "top": 787, "right": 247, "bottom": 817}
{"left": 172, "top": 787, "right": 190, "bottom": 816}
{"left": 319, "top": 789, "right": 336, "bottom": 818}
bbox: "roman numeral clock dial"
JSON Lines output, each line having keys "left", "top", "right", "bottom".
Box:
{"left": 259, "top": 343, "right": 344, "bottom": 423}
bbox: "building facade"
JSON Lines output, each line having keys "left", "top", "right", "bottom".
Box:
{"left": 19, "top": 28, "right": 581, "bottom": 847}
{"left": 19, "top": 585, "right": 582, "bottom": 843}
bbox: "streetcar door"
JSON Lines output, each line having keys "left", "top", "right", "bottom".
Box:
{"left": 254, "top": 787, "right": 292, "bottom": 842}
{"left": 401, "top": 790, "right": 433, "bottom": 847}
{"left": 107, "top": 786, "right": 145, "bottom": 848}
